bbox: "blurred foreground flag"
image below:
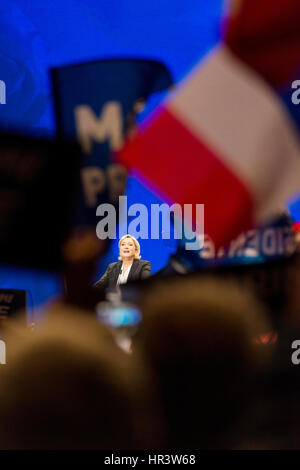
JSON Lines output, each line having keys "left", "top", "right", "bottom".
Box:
{"left": 52, "top": 59, "right": 172, "bottom": 228}
{"left": 119, "top": 0, "right": 300, "bottom": 249}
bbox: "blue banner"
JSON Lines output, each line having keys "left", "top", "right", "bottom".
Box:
{"left": 51, "top": 59, "right": 173, "bottom": 228}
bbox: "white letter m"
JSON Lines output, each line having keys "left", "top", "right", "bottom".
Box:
{"left": 75, "top": 102, "right": 123, "bottom": 154}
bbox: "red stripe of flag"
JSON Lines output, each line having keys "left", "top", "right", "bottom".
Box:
{"left": 225, "top": 0, "right": 300, "bottom": 87}
{"left": 119, "top": 107, "right": 254, "bottom": 248}
{"left": 294, "top": 222, "right": 300, "bottom": 232}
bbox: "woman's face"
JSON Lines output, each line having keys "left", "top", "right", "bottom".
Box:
{"left": 119, "top": 238, "right": 137, "bottom": 260}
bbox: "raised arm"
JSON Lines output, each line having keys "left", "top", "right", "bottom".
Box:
{"left": 141, "top": 261, "right": 151, "bottom": 280}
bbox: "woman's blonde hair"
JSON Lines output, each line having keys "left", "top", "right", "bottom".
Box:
{"left": 118, "top": 234, "right": 141, "bottom": 260}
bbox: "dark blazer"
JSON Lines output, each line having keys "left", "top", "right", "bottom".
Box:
{"left": 93, "top": 259, "right": 151, "bottom": 292}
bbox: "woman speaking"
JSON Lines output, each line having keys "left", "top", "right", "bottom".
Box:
{"left": 93, "top": 234, "right": 151, "bottom": 293}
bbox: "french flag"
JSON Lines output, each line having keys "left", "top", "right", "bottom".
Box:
{"left": 119, "top": 8, "right": 300, "bottom": 249}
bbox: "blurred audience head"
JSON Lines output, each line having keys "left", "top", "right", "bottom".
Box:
{"left": 0, "top": 303, "right": 159, "bottom": 449}
{"left": 136, "top": 275, "right": 271, "bottom": 449}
